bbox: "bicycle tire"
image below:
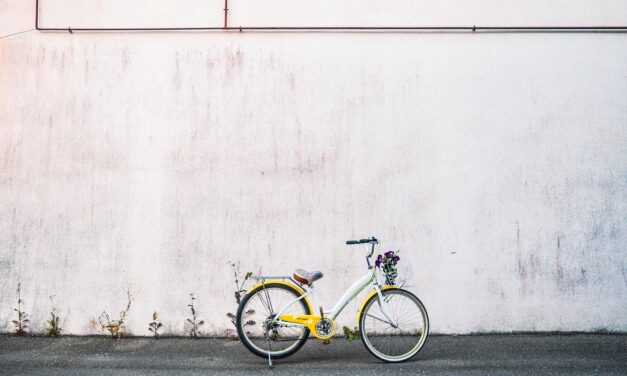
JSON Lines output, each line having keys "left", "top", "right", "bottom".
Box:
{"left": 236, "top": 282, "right": 311, "bottom": 359}
{"left": 359, "top": 288, "right": 429, "bottom": 362}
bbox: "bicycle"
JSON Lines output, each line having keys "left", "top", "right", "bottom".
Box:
{"left": 235, "top": 236, "right": 429, "bottom": 367}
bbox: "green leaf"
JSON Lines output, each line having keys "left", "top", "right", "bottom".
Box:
{"left": 197, "top": 321, "right": 204, "bottom": 326}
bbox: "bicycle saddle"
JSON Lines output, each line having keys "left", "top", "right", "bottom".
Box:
{"left": 293, "top": 269, "right": 323, "bottom": 286}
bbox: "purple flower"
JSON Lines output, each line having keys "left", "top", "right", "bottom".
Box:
{"left": 375, "top": 255, "right": 382, "bottom": 267}
{"left": 394, "top": 256, "right": 400, "bottom": 262}
{"left": 384, "top": 250, "right": 394, "bottom": 258}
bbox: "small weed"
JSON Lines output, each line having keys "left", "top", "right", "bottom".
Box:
{"left": 46, "top": 295, "right": 62, "bottom": 337}
{"left": 148, "top": 311, "right": 163, "bottom": 338}
{"left": 225, "top": 261, "right": 253, "bottom": 338}
{"left": 98, "top": 288, "right": 133, "bottom": 340}
{"left": 12, "top": 283, "right": 29, "bottom": 336}
{"left": 343, "top": 326, "right": 359, "bottom": 341}
{"left": 228, "top": 261, "right": 253, "bottom": 305}
{"left": 187, "top": 293, "right": 204, "bottom": 338}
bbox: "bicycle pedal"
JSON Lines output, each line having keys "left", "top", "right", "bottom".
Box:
{"left": 322, "top": 339, "right": 331, "bottom": 345}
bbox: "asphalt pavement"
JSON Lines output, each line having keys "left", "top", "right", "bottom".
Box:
{"left": 0, "top": 334, "right": 625, "bottom": 375}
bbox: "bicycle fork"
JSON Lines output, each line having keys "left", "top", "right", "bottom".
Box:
{"left": 375, "top": 285, "right": 399, "bottom": 328}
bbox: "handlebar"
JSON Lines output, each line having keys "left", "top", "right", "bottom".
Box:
{"left": 346, "top": 237, "right": 378, "bottom": 245}
{"left": 346, "top": 236, "right": 378, "bottom": 269}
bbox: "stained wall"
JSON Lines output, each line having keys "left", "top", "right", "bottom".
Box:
{"left": 1, "top": 0, "right": 626, "bottom": 335}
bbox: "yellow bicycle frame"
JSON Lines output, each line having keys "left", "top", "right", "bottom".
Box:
{"left": 278, "top": 314, "right": 337, "bottom": 340}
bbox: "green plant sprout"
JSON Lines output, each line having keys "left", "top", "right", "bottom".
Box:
{"left": 343, "top": 326, "right": 360, "bottom": 341}
{"left": 46, "top": 295, "right": 62, "bottom": 337}
{"left": 148, "top": 311, "right": 163, "bottom": 338}
{"left": 12, "top": 283, "right": 29, "bottom": 336}
{"left": 187, "top": 293, "right": 204, "bottom": 338}
{"left": 98, "top": 288, "right": 133, "bottom": 340}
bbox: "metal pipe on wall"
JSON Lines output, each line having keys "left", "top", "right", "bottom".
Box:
{"left": 223, "top": 0, "right": 228, "bottom": 29}
{"left": 33, "top": 0, "right": 627, "bottom": 33}
{"left": 34, "top": 26, "right": 627, "bottom": 33}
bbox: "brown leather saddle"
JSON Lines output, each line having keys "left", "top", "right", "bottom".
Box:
{"left": 293, "top": 269, "right": 324, "bottom": 286}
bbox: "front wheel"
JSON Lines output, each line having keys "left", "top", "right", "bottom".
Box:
{"left": 359, "top": 288, "right": 429, "bottom": 362}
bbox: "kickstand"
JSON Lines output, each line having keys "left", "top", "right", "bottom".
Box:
{"left": 265, "top": 334, "right": 273, "bottom": 368}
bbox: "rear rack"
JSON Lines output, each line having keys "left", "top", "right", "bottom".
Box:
{"left": 249, "top": 275, "right": 306, "bottom": 290}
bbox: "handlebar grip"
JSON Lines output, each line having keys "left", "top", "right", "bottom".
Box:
{"left": 359, "top": 239, "right": 371, "bottom": 243}
{"left": 346, "top": 240, "right": 359, "bottom": 245}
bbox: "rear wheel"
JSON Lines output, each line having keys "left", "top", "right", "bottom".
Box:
{"left": 236, "top": 283, "right": 311, "bottom": 359}
{"left": 359, "top": 288, "right": 429, "bottom": 362}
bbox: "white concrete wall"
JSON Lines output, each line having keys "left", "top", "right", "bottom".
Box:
{"left": 1, "top": 1, "right": 626, "bottom": 336}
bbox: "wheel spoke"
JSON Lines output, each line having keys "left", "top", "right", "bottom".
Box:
{"left": 255, "top": 293, "right": 272, "bottom": 315}
{"left": 365, "top": 313, "right": 392, "bottom": 325}
{"left": 263, "top": 286, "right": 274, "bottom": 314}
